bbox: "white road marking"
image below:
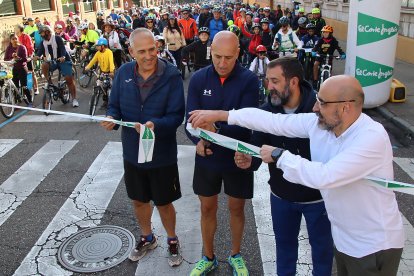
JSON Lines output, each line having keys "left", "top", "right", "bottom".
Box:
{"left": 0, "top": 139, "right": 23, "bottom": 158}
{"left": 13, "top": 142, "right": 124, "bottom": 276}
{"left": 135, "top": 145, "right": 201, "bottom": 275}
{"left": 0, "top": 140, "right": 78, "bottom": 227}
{"left": 15, "top": 114, "right": 105, "bottom": 123}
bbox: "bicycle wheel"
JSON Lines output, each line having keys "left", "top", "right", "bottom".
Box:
{"left": 180, "top": 63, "right": 186, "bottom": 80}
{"left": 322, "top": 71, "right": 330, "bottom": 84}
{"left": 89, "top": 87, "right": 101, "bottom": 116}
{"left": 78, "top": 60, "right": 93, "bottom": 88}
{"left": 42, "top": 90, "right": 52, "bottom": 116}
{"left": 22, "top": 87, "right": 34, "bottom": 106}
{"left": 0, "top": 83, "right": 16, "bottom": 118}
{"left": 304, "top": 58, "right": 310, "bottom": 81}
{"left": 60, "top": 82, "right": 70, "bottom": 104}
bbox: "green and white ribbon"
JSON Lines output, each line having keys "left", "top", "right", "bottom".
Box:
{"left": 0, "top": 103, "right": 155, "bottom": 163}
{"left": 186, "top": 123, "right": 261, "bottom": 157}
{"left": 186, "top": 123, "right": 414, "bottom": 194}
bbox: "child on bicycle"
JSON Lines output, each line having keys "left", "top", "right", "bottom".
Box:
{"left": 4, "top": 33, "right": 33, "bottom": 107}
{"left": 312, "top": 25, "right": 346, "bottom": 89}
{"left": 181, "top": 27, "right": 211, "bottom": 71}
{"left": 155, "top": 35, "right": 176, "bottom": 66}
{"left": 249, "top": 45, "right": 270, "bottom": 77}
{"left": 84, "top": 38, "right": 114, "bottom": 108}
{"left": 272, "top": 16, "right": 302, "bottom": 58}
{"left": 241, "top": 22, "right": 262, "bottom": 63}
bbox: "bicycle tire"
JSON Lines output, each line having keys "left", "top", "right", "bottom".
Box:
{"left": 322, "top": 70, "right": 330, "bottom": 84}
{"left": 22, "top": 87, "right": 34, "bottom": 106}
{"left": 60, "top": 82, "right": 70, "bottom": 104}
{"left": 0, "top": 83, "right": 16, "bottom": 118}
{"left": 89, "top": 87, "right": 101, "bottom": 116}
{"left": 304, "top": 58, "right": 310, "bottom": 81}
{"left": 79, "top": 60, "right": 93, "bottom": 88}
{"left": 180, "top": 63, "right": 186, "bottom": 80}
{"left": 42, "top": 90, "right": 52, "bottom": 116}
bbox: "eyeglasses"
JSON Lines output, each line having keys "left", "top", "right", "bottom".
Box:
{"left": 315, "top": 94, "right": 355, "bottom": 106}
{"left": 258, "top": 52, "right": 266, "bottom": 55}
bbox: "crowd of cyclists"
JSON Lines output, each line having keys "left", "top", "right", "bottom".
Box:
{"left": 1, "top": 1, "right": 347, "bottom": 112}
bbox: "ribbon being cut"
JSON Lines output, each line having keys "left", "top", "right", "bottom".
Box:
{"left": 0, "top": 102, "right": 413, "bottom": 194}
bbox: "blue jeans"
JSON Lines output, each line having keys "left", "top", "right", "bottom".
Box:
{"left": 270, "top": 193, "right": 333, "bottom": 276}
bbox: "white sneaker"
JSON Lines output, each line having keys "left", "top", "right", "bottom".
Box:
{"left": 34, "top": 89, "right": 40, "bottom": 95}
{"left": 72, "top": 99, "right": 79, "bottom": 107}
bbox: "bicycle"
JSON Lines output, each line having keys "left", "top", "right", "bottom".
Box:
{"left": 78, "top": 50, "right": 97, "bottom": 88}
{"left": 258, "top": 73, "right": 267, "bottom": 105}
{"left": 41, "top": 60, "right": 71, "bottom": 115}
{"left": 0, "top": 60, "right": 34, "bottom": 118}
{"left": 315, "top": 54, "right": 342, "bottom": 91}
{"left": 89, "top": 70, "right": 111, "bottom": 116}
{"left": 299, "top": 48, "right": 314, "bottom": 82}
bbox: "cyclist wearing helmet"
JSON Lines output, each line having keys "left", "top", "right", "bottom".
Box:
{"left": 145, "top": 16, "right": 160, "bottom": 36}
{"left": 301, "top": 23, "right": 319, "bottom": 49}
{"left": 158, "top": 10, "right": 169, "bottom": 32}
{"left": 66, "top": 19, "right": 78, "bottom": 41}
{"left": 34, "top": 25, "right": 78, "bottom": 107}
{"left": 85, "top": 37, "right": 114, "bottom": 108}
{"left": 295, "top": 17, "right": 308, "bottom": 40}
{"left": 204, "top": 7, "right": 227, "bottom": 41}
{"left": 198, "top": 5, "right": 212, "bottom": 28}
{"left": 78, "top": 22, "right": 99, "bottom": 48}
{"left": 101, "top": 20, "right": 123, "bottom": 69}
{"left": 292, "top": 7, "right": 306, "bottom": 30}
{"left": 260, "top": 18, "right": 274, "bottom": 55}
{"left": 178, "top": 7, "right": 198, "bottom": 45}
{"left": 234, "top": 8, "right": 246, "bottom": 29}
{"left": 312, "top": 25, "right": 346, "bottom": 88}
{"left": 242, "top": 23, "right": 262, "bottom": 62}
{"left": 181, "top": 27, "right": 211, "bottom": 71}
{"left": 155, "top": 35, "right": 176, "bottom": 66}
{"left": 272, "top": 16, "right": 302, "bottom": 57}
{"left": 310, "top": 8, "right": 326, "bottom": 36}
{"left": 225, "top": 6, "right": 234, "bottom": 21}
{"left": 96, "top": 11, "right": 105, "bottom": 31}
{"left": 249, "top": 44, "right": 270, "bottom": 76}
{"left": 262, "top": 6, "right": 277, "bottom": 25}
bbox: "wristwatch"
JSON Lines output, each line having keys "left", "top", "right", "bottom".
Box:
{"left": 271, "top": 148, "right": 285, "bottom": 163}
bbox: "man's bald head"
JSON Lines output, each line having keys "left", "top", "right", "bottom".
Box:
{"left": 211, "top": 31, "right": 239, "bottom": 50}
{"left": 210, "top": 31, "right": 240, "bottom": 77}
{"left": 322, "top": 75, "right": 365, "bottom": 108}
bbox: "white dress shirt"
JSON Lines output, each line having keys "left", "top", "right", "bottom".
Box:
{"left": 229, "top": 108, "right": 405, "bottom": 258}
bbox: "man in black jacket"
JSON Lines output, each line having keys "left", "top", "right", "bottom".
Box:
{"left": 198, "top": 5, "right": 212, "bottom": 27}
{"left": 235, "top": 57, "right": 333, "bottom": 276}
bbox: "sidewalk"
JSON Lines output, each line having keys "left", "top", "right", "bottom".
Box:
{"left": 334, "top": 39, "right": 414, "bottom": 137}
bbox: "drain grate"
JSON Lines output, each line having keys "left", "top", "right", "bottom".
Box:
{"left": 57, "top": 225, "right": 135, "bottom": 273}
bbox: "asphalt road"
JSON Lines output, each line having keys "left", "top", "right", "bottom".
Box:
{"left": 0, "top": 64, "right": 413, "bottom": 276}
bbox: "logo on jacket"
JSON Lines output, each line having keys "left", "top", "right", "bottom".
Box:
{"left": 203, "top": 89, "right": 212, "bottom": 96}
{"left": 125, "top": 78, "right": 132, "bottom": 83}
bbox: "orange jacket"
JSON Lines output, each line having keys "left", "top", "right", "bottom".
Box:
{"left": 178, "top": 18, "right": 198, "bottom": 40}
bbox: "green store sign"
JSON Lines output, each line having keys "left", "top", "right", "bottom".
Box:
{"left": 355, "top": 57, "right": 393, "bottom": 87}
{"left": 357, "top": 13, "right": 399, "bottom": 46}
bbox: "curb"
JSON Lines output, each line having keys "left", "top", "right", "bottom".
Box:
{"left": 376, "top": 106, "right": 414, "bottom": 138}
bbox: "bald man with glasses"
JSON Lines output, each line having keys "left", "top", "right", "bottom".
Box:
{"left": 189, "top": 75, "right": 405, "bottom": 276}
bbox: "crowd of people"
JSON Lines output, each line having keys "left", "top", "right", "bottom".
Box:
{"left": 2, "top": 2, "right": 405, "bottom": 276}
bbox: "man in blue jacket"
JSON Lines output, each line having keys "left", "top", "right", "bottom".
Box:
{"left": 235, "top": 57, "right": 333, "bottom": 275}
{"left": 101, "top": 28, "right": 185, "bottom": 268}
{"left": 186, "top": 31, "right": 259, "bottom": 276}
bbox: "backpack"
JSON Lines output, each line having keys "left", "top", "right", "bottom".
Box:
{"left": 276, "top": 32, "right": 294, "bottom": 45}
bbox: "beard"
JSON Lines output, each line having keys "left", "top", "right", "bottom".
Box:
{"left": 269, "top": 84, "right": 291, "bottom": 107}
{"left": 315, "top": 110, "right": 341, "bottom": 131}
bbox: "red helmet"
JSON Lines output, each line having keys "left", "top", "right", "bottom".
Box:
{"left": 256, "top": 45, "right": 267, "bottom": 52}
{"left": 253, "top": 17, "right": 260, "bottom": 23}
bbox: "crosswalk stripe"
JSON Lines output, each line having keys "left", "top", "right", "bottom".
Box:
{"left": 0, "top": 139, "right": 23, "bottom": 158}
{"left": 13, "top": 142, "right": 124, "bottom": 276}
{"left": 394, "top": 157, "right": 414, "bottom": 179}
{"left": 0, "top": 140, "right": 78, "bottom": 227}
{"left": 15, "top": 114, "right": 105, "bottom": 123}
{"left": 135, "top": 145, "right": 201, "bottom": 275}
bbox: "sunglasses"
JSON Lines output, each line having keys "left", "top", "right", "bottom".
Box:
{"left": 182, "top": 12, "right": 188, "bottom": 15}
{"left": 258, "top": 52, "right": 267, "bottom": 55}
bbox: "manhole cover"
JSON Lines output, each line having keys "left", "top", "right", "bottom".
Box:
{"left": 58, "top": 225, "right": 135, "bottom": 273}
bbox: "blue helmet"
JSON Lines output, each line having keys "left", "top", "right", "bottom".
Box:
{"left": 96, "top": 38, "right": 108, "bottom": 46}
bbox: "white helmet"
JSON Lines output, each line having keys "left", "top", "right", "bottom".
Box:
{"left": 79, "top": 23, "right": 89, "bottom": 30}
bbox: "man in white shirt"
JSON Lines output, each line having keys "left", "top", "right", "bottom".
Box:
{"left": 188, "top": 75, "right": 405, "bottom": 276}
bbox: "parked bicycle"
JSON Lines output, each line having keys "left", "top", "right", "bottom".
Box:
{"left": 0, "top": 60, "right": 34, "bottom": 118}
{"left": 89, "top": 70, "right": 111, "bottom": 116}
{"left": 41, "top": 60, "right": 70, "bottom": 115}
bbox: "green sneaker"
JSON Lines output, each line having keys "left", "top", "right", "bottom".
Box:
{"left": 228, "top": 254, "right": 249, "bottom": 276}
{"left": 190, "top": 256, "right": 218, "bottom": 276}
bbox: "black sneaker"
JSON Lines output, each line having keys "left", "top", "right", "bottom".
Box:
{"left": 128, "top": 235, "right": 158, "bottom": 262}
